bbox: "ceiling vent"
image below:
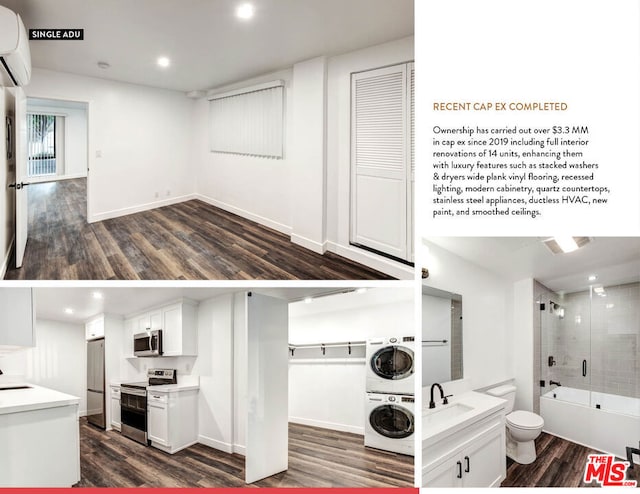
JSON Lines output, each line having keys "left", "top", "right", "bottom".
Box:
{"left": 542, "top": 236, "right": 592, "bottom": 254}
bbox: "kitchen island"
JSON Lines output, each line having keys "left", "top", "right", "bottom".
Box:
{"left": 0, "top": 383, "right": 81, "bottom": 487}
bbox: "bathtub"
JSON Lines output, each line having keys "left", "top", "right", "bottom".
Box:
{"left": 540, "top": 386, "right": 639, "bottom": 463}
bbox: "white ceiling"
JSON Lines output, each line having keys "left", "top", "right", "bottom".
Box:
{"left": 2, "top": 0, "right": 414, "bottom": 92}
{"left": 34, "top": 286, "right": 371, "bottom": 323}
{"left": 424, "top": 237, "right": 640, "bottom": 294}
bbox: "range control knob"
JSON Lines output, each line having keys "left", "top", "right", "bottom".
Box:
{"left": 390, "top": 337, "right": 397, "bottom": 343}
{"left": 388, "top": 396, "right": 396, "bottom": 402}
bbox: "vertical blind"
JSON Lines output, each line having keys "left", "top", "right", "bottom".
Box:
{"left": 27, "top": 113, "right": 57, "bottom": 176}
{"left": 209, "top": 83, "right": 284, "bottom": 159}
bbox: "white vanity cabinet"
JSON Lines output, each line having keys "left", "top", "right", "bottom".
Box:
{"left": 123, "top": 300, "right": 197, "bottom": 358}
{"left": 110, "top": 385, "right": 121, "bottom": 431}
{"left": 0, "top": 288, "right": 35, "bottom": 349}
{"left": 147, "top": 387, "right": 198, "bottom": 454}
{"left": 423, "top": 406, "right": 506, "bottom": 488}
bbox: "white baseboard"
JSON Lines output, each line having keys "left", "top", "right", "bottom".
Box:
{"left": 325, "top": 242, "right": 414, "bottom": 280}
{"left": 198, "top": 434, "right": 233, "bottom": 454}
{"left": 0, "top": 235, "right": 14, "bottom": 279}
{"left": 290, "top": 233, "right": 327, "bottom": 254}
{"left": 233, "top": 444, "right": 246, "bottom": 456}
{"left": 194, "top": 193, "right": 292, "bottom": 236}
{"left": 88, "top": 193, "right": 197, "bottom": 223}
{"left": 289, "top": 416, "right": 364, "bottom": 436}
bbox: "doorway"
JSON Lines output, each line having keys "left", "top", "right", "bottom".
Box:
{"left": 11, "top": 94, "right": 89, "bottom": 269}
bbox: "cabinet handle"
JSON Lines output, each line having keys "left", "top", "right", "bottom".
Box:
{"left": 464, "top": 456, "right": 470, "bottom": 473}
{"left": 457, "top": 460, "right": 462, "bottom": 479}
{"left": 582, "top": 359, "right": 587, "bottom": 377}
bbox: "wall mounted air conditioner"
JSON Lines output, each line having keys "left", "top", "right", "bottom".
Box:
{"left": 0, "top": 6, "right": 31, "bottom": 87}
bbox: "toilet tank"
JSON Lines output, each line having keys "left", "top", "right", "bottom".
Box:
{"left": 486, "top": 384, "right": 516, "bottom": 413}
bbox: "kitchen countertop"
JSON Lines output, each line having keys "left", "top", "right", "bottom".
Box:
{"left": 146, "top": 383, "right": 200, "bottom": 392}
{"left": 0, "top": 384, "right": 80, "bottom": 416}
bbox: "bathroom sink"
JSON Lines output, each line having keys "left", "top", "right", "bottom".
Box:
{"left": 424, "top": 403, "right": 474, "bottom": 426}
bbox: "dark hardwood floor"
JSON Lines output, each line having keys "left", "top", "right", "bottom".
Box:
{"left": 502, "top": 432, "right": 640, "bottom": 487}
{"left": 4, "top": 179, "right": 394, "bottom": 280}
{"left": 77, "top": 419, "right": 413, "bottom": 488}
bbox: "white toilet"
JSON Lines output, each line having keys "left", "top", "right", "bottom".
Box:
{"left": 486, "top": 384, "right": 544, "bottom": 465}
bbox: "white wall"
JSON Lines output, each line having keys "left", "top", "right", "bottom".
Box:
{"left": 192, "top": 69, "right": 294, "bottom": 234}
{"left": 513, "top": 278, "right": 535, "bottom": 411}
{"left": 25, "top": 68, "right": 195, "bottom": 223}
{"left": 422, "top": 240, "right": 514, "bottom": 391}
{"left": 290, "top": 57, "right": 327, "bottom": 253}
{"left": 0, "top": 319, "right": 87, "bottom": 414}
{"left": 325, "top": 36, "right": 414, "bottom": 277}
{"left": 288, "top": 287, "right": 414, "bottom": 435}
{"left": 233, "top": 292, "right": 247, "bottom": 455}
{"left": 193, "top": 294, "right": 235, "bottom": 453}
{"left": 27, "top": 100, "right": 88, "bottom": 180}
{"left": 0, "top": 87, "right": 15, "bottom": 277}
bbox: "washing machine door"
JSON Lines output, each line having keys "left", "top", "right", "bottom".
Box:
{"left": 370, "top": 346, "right": 414, "bottom": 380}
{"left": 369, "top": 404, "right": 414, "bottom": 439}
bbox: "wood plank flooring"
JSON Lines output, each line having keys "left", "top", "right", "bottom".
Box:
{"left": 77, "top": 419, "right": 413, "bottom": 488}
{"left": 4, "top": 179, "right": 394, "bottom": 280}
{"left": 502, "top": 432, "right": 640, "bottom": 487}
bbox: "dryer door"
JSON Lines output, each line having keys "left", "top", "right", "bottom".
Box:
{"left": 370, "top": 345, "right": 414, "bottom": 380}
{"left": 369, "top": 404, "right": 414, "bottom": 439}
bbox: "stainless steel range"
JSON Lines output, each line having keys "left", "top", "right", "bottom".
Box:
{"left": 120, "top": 369, "right": 177, "bottom": 445}
{"left": 120, "top": 381, "right": 148, "bottom": 445}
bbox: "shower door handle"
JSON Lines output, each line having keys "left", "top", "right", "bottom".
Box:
{"left": 582, "top": 359, "right": 587, "bottom": 377}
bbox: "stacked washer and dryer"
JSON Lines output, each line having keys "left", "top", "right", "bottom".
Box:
{"left": 364, "top": 336, "right": 415, "bottom": 456}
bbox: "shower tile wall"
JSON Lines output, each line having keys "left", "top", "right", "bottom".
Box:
{"left": 543, "top": 282, "right": 640, "bottom": 400}
{"left": 589, "top": 282, "right": 639, "bottom": 399}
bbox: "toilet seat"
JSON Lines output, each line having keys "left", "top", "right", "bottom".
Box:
{"left": 506, "top": 410, "right": 544, "bottom": 430}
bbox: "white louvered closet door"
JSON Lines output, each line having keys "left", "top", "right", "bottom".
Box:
{"left": 408, "top": 62, "right": 415, "bottom": 262}
{"left": 351, "top": 63, "right": 410, "bottom": 261}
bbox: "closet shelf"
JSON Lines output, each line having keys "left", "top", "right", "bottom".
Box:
{"left": 288, "top": 340, "right": 366, "bottom": 356}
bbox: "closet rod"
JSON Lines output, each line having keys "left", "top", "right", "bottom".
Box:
{"left": 422, "top": 339, "right": 448, "bottom": 344}
{"left": 289, "top": 341, "right": 366, "bottom": 349}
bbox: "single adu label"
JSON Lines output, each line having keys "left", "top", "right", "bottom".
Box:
{"left": 29, "top": 29, "right": 84, "bottom": 40}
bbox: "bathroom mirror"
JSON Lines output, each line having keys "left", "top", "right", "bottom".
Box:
{"left": 422, "top": 284, "right": 463, "bottom": 386}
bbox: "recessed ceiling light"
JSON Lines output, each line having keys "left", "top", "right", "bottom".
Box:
{"left": 303, "top": 297, "right": 313, "bottom": 304}
{"left": 588, "top": 275, "right": 597, "bottom": 282}
{"left": 92, "top": 292, "right": 103, "bottom": 300}
{"left": 64, "top": 308, "right": 74, "bottom": 314}
{"left": 157, "top": 56, "right": 170, "bottom": 68}
{"left": 236, "top": 3, "right": 255, "bottom": 20}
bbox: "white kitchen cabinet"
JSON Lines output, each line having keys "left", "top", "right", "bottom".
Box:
{"left": 85, "top": 315, "right": 105, "bottom": 340}
{"left": 124, "top": 300, "right": 197, "bottom": 358}
{"left": 161, "top": 302, "right": 197, "bottom": 357}
{"left": 0, "top": 288, "right": 35, "bottom": 349}
{"left": 110, "top": 385, "right": 121, "bottom": 431}
{"left": 147, "top": 388, "right": 198, "bottom": 454}
{"left": 423, "top": 408, "right": 506, "bottom": 488}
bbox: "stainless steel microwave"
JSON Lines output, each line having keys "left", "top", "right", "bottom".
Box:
{"left": 133, "top": 330, "right": 163, "bottom": 357}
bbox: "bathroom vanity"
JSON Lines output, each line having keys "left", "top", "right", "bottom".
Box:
{"left": 423, "top": 391, "right": 507, "bottom": 487}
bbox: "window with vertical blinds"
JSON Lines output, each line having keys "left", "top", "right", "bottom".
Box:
{"left": 209, "top": 82, "right": 284, "bottom": 159}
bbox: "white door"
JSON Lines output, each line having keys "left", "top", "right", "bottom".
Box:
{"left": 351, "top": 63, "right": 412, "bottom": 262}
{"left": 461, "top": 424, "right": 506, "bottom": 487}
{"left": 245, "top": 292, "right": 289, "bottom": 484}
{"left": 14, "top": 86, "right": 28, "bottom": 268}
{"left": 407, "top": 62, "right": 415, "bottom": 262}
